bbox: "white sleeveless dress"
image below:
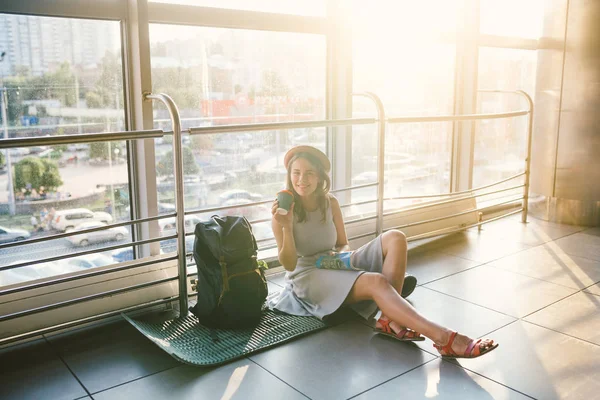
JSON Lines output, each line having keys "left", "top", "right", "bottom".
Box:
{"left": 267, "top": 196, "right": 384, "bottom": 320}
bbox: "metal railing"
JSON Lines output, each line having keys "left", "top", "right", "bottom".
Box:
{"left": 0, "top": 89, "right": 533, "bottom": 346}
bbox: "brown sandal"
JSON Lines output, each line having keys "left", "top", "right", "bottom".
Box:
{"left": 374, "top": 318, "right": 425, "bottom": 342}
{"left": 434, "top": 331, "right": 498, "bottom": 358}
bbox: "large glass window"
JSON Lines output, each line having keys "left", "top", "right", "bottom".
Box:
{"left": 0, "top": 14, "right": 130, "bottom": 285}
{"left": 351, "top": 0, "right": 457, "bottom": 212}
{"left": 474, "top": 47, "right": 536, "bottom": 190}
{"left": 149, "top": 24, "right": 326, "bottom": 252}
{"left": 479, "top": 0, "right": 545, "bottom": 39}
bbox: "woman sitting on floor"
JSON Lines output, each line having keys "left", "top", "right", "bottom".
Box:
{"left": 267, "top": 145, "right": 498, "bottom": 358}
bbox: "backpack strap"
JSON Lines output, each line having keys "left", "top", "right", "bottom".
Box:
{"left": 219, "top": 256, "right": 229, "bottom": 292}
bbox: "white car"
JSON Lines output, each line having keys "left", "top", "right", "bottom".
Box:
{"left": 158, "top": 215, "right": 203, "bottom": 236}
{"left": 52, "top": 208, "right": 113, "bottom": 232}
{"left": 0, "top": 226, "right": 31, "bottom": 244}
{"left": 66, "top": 221, "right": 128, "bottom": 246}
{"left": 64, "top": 253, "right": 114, "bottom": 269}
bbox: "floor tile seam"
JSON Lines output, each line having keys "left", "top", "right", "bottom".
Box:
{"left": 518, "top": 319, "right": 600, "bottom": 349}
{"left": 484, "top": 263, "right": 597, "bottom": 291}
{"left": 418, "top": 286, "right": 521, "bottom": 320}
{"left": 344, "top": 358, "right": 439, "bottom": 400}
{"left": 42, "top": 334, "right": 92, "bottom": 398}
{"left": 519, "top": 288, "right": 586, "bottom": 320}
{"left": 442, "top": 358, "right": 539, "bottom": 400}
{"left": 413, "top": 262, "right": 487, "bottom": 286}
{"left": 477, "top": 319, "right": 520, "bottom": 339}
{"left": 246, "top": 356, "right": 312, "bottom": 399}
{"left": 353, "top": 317, "right": 440, "bottom": 357}
{"left": 85, "top": 364, "right": 180, "bottom": 396}
{"left": 434, "top": 243, "right": 533, "bottom": 265}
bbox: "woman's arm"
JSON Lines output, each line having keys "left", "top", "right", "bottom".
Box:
{"left": 330, "top": 196, "right": 350, "bottom": 252}
{"left": 272, "top": 201, "right": 298, "bottom": 272}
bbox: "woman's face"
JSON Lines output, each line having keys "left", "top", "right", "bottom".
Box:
{"left": 290, "top": 157, "right": 320, "bottom": 198}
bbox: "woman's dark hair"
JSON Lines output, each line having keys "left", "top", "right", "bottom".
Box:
{"left": 286, "top": 152, "right": 331, "bottom": 223}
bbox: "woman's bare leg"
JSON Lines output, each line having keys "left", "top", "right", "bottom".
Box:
{"left": 380, "top": 230, "right": 408, "bottom": 295}
{"left": 379, "top": 230, "right": 413, "bottom": 332}
{"left": 345, "top": 273, "right": 494, "bottom": 353}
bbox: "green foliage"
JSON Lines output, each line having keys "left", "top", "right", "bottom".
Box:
{"left": 156, "top": 146, "right": 199, "bottom": 177}
{"left": 89, "top": 142, "right": 123, "bottom": 160}
{"left": 14, "top": 156, "right": 63, "bottom": 194}
{"left": 52, "top": 144, "right": 68, "bottom": 152}
{"left": 84, "top": 52, "right": 122, "bottom": 109}
{"left": 0, "top": 151, "right": 5, "bottom": 168}
{"left": 1, "top": 62, "right": 78, "bottom": 124}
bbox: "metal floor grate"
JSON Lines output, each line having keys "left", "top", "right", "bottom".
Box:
{"left": 123, "top": 310, "right": 328, "bottom": 367}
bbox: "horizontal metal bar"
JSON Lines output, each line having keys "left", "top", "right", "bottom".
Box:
{"left": 188, "top": 118, "right": 376, "bottom": 135}
{"left": 387, "top": 110, "right": 528, "bottom": 124}
{"left": 0, "top": 276, "right": 178, "bottom": 323}
{"left": 0, "top": 254, "right": 178, "bottom": 298}
{"left": 1, "top": 235, "right": 177, "bottom": 272}
{"left": 384, "top": 172, "right": 525, "bottom": 201}
{"left": 386, "top": 196, "right": 523, "bottom": 232}
{"left": 0, "top": 296, "right": 178, "bottom": 346}
{"left": 0, "top": 130, "right": 165, "bottom": 149}
{"left": 340, "top": 198, "right": 377, "bottom": 209}
{"left": 478, "top": 35, "right": 539, "bottom": 50}
{"left": 475, "top": 184, "right": 525, "bottom": 198}
{"left": 349, "top": 231, "right": 377, "bottom": 241}
{"left": 382, "top": 194, "right": 478, "bottom": 218}
{"left": 185, "top": 199, "right": 271, "bottom": 216}
{"left": 331, "top": 182, "right": 379, "bottom": 193}
{"left": 345, "top": 215, "right": 377, "bottom": 225}
{"left": 405, "top": 209, "right": 523, "bottom": 242}
{"left": 0, "top": 212, "right": 177, "bottom": 250}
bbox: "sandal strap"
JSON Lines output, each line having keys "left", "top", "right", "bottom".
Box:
{"left": 464, "top": 339, "right": 480, "bottom": 357}
{"left": 377, "top": 318, "right": 392, "bottom": 334}
{"left": 435, "top": 331, "right": 459, "bottom": 356}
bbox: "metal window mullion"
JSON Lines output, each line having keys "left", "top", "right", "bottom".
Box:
{"left": 147, "top": 3, "right": 327, "bottom": 34}
{"left": 0, "top": 0, "right": 126, "bottom": 20}
{"left": 124, "top": 0, "right": 161, "bottom": 258}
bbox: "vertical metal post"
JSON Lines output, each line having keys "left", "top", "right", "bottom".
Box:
{"left": 1, "top": 88, "right": 15, "bottom": 215}
{"left": 353, "top": 92, "right": 386, "bottom": 235}
{"left": 144, "top": 92, "right": 188, "bottom": 317}
{"left": 517, "top": 90, "right": 534, "bottom": 223}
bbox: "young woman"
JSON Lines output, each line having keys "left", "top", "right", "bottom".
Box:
{"left": 267, "top": 145, "right": 498, "bottom": 358}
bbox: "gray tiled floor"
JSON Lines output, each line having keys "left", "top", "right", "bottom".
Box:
{"left": 1, "top": 215, "right": 600, "bottom": 400}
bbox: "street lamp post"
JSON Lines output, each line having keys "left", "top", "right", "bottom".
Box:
{"left": 1, "top": 87, "right": 16, "bottom": 215}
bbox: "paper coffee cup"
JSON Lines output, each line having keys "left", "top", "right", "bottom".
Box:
{"left": 276, "top": 190, "right": 294, "bottom": 215}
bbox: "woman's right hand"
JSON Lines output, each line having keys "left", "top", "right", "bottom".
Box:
{"left": 271, "top": 200, "right": 294, "bottom": 229}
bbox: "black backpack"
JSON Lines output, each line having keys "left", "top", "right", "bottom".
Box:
{"left": 189, "top": 215, "right": 268, "bottom": 329}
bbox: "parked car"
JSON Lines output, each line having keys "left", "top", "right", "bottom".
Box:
{"left": 0, "top": 260, "right": 85, "bottom": 286}
{"left": 0, "top": 226, "right": 31, "bottom": 244}
{"left": 64, "top": 253, "right": 114, "bottom": 269}
{"left": 111, "top": 247, "right": 134, "bottom": 262}
{"left": 218, "top": 189, "right": 263, "bottom": 204}
{"left": 52, "top": 208, "right": 113, "bottom": 232}
{"left": 158, "top": 215, "right": 203, "bottom": 235}
{"left": 66, "top": 221, "right": 129, "bottom": 247}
